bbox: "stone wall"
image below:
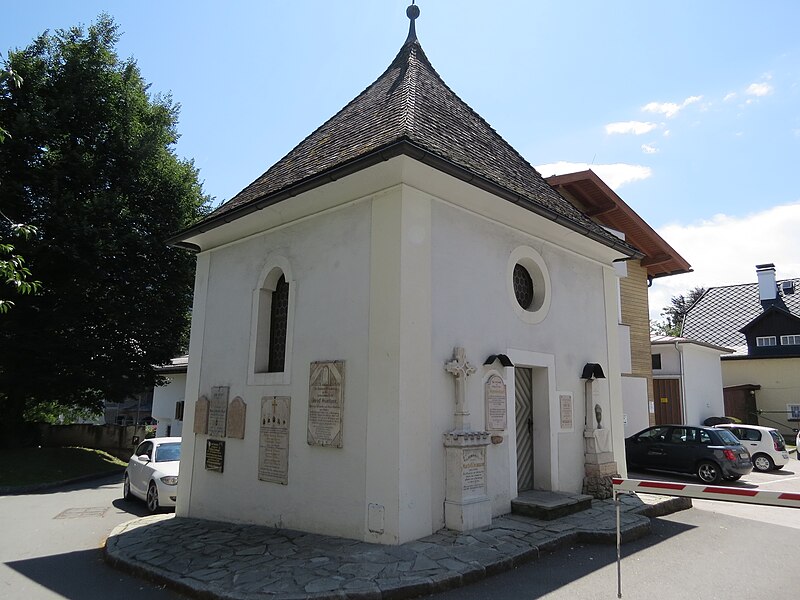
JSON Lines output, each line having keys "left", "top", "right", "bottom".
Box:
{"left": 34, "top": 423, "right": 148, "bottom": 461}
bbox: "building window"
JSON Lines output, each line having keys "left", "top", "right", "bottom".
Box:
{"left": 513, "top": 264, "right": 534, "bottom": 309}
{"left": 506, "top": 246, "right": 551, "bottom": 324}
{"left": 788, "top": 404, "right": 800, "bottom": 421}
{"left": 252, "top": 262, "right": 293, "bottom": 381}
{"left": 780, "top": 334, "right": 800, "bottom": 346}
{"left": 756, "top": 336, "right": 777, "bottom": 347}
{"left": 267, "top": 275, "right": 289, "bottom": 372}
{"left": 651, "top": 354, "right": 662, "bottom": 370}
{"left": 175, "top": 400, "right": 185, "bottom": 421}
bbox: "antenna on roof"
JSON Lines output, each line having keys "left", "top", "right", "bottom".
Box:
{"left": 406, "top": 1, "right": 420, "bottom": 44}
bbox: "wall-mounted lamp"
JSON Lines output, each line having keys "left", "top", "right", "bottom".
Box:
{"left": 484, "top": 354, "right": 514, "bottom": 367}
{"left": 580, "top": 363, "right": 605, "bottom": 380}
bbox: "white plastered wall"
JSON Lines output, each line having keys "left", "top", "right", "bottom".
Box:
{"left": 152, "top": 373, "right": 187, "bottom": 437}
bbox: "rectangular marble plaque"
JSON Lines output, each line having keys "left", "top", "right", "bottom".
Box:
{"left": 259, "top": 396, "right": 290, "bottom": 485}
{"left": 226, "top": 396, "right": 246, "bottom": 439}
{"left": 193, "top": 395, "right": 209, "bottom": 434}
{"left": 208, "top": 386, "right": 229, "bottom": 438}
{"left": 461, "top": 447, "right": 486, "bottom": 499}
{"left": 559, "top": 392, "right": 574, "bottom": 431}
{"left": 484, "top": 374, "right": 507, "bottom": 431}
{"left": 307, "top": 361, "right": 344, "bottom": 448}
{"left": 205, "top": 439, "right": 225, "bottom": 473}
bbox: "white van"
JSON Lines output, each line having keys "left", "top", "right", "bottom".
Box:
{"left": 715, "top": 424, "right": 789, "bottom": 472}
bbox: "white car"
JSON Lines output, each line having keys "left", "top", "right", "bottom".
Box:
{"left": 715, "top": 424, "right": 789, "bottom": 472}
{"left": 123, "top": 437, "right": 181, "bottom": 513}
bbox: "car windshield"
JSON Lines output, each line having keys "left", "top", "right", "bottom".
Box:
{"left": 714, "top": 429, "right": 740, "bottom": 446}
{"left": 155, "top": 442, "right": 181, "bottom": 462}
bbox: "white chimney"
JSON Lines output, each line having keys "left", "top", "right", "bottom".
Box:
{"left": 756, "top": 263, "right": 777, "bottom": 302}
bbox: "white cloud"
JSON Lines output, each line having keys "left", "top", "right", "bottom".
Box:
{"left": 641, "top": 143, "right": 658, "bottom": 154}
{"left": 536, "top": 161, "right": 652, "bottom": 190}
{"left": 605, "top": 121, "right": 658, "bottom": 135}
{"left": 723, "top": 92, "right": 737, "bottom": 102}
{"left": 745, "top": 81, "right": 773, "bottom": 97}
{"left": 642, "top": 95, "right": 703, "bottom": 118}
{"left": 648, "top": 202, "right": 800, "bottom": 321}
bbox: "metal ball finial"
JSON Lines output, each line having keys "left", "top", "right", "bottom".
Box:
{"left": 407, "top": 3, "right": 420, "bottom": 21}
{"left": 405, "top": 2, "right": 420, "bottom": 43}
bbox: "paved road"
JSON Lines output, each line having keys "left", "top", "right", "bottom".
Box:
{"left": 3, "top": 465, "right": 800, "bottom": 600}
{"left": 0, "top": 473, "right": 183, "bottom": 599}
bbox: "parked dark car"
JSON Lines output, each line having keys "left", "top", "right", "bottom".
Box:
{"left": 625, "top": 425, "right": 753, "bottom": 484}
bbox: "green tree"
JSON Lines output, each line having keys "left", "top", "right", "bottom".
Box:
{"left": 651, "top": 286, "right": 706, "bottom": 336}
{"left": 0, "top": 15, "right": 210, "bottom": 441}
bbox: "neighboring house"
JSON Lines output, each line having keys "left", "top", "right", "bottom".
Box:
{"left": 682, "top": 263, "right": 800, "bottom": 438}
{"left": 546, "top": 171, "right": 691, "bottom": 436}
{"left": 103, "top": 389, "right": 153, "bottom": 426}
{"left": 167, "top": 8, "right": 642, "bottom": 545}
{"left": 152, "top": 355, "right": 188, "bottom": 438}
{"left": 650, "top": 335, "right": 732, "bottom": 426}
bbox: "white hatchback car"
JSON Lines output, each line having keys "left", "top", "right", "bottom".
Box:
{"left": 123, "top": 437, "right": 181, "bottom": 513}
{"left": 715, "top": 424, "right": 789, "bottom": 472}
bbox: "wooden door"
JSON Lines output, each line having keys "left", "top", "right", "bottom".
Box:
{"left": 653, "top": 378, "right": 683, "bottom": 424}
{"left": 515, "top": 367, "right": 534, "bottom": 491}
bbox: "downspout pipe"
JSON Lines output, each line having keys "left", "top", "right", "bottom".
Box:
{"left": 674, "top": 340, "right": 688, "bottom": 424}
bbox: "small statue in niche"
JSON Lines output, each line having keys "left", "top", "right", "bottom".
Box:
{"left": 594, "top": 403, "right": 603, "bottom": 429}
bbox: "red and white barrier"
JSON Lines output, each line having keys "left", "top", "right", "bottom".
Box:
{"left": 612, "top": 477, "right": 800, "bottom": 509}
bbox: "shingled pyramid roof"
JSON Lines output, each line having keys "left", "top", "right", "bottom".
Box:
{"left": 172, "top": 10, "right": 638, "bottom": 257}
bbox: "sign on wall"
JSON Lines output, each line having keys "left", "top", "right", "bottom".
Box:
{"left": 558, "top": 392, "right": 574, "bottom": 432}
{"left": 307, "top": 361, "right": 345, "bottom": 447}
{"left": 484, "top": 373, "right": 507, "bottom": 430}
{"left": 259, "top": 396, "right": 291, "bottom": 485}
{"left": 208, "top": 386, "right": 229, "bottom": 438}
{"left": 205, "top": 439, "right": 225, "bottom": 473}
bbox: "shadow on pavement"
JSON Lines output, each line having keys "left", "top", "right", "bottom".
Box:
{"left": 113, "top": 496, "right": 175, "bottom": 518}
{"left": 421, "top": 517, "right": 696, "bottom": 599}
{"left": 5, "top": 548, "right": 183, "bottom": 600}
{"left": 0, "top": 471, "right": 125, "bottom": 496}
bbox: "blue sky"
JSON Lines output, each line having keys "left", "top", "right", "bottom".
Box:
{"left": 4, "top": 1, "right": 800, "bottom": 318}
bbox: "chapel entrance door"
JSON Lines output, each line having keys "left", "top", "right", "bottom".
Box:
{"left": 515, "top": 367, "right": 534, "bottom": 492}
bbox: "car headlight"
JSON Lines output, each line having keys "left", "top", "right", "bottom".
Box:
{"left": 160, "top": 476, "right": 178, "bottom": 486}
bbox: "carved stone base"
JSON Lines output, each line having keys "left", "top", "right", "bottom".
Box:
{"left": 443, "top": 430, "right": 492, "bottom": 531}
{"left": 582, "top": 473, "right": 617, "bottom": 500}
{"left": 583, "top": 428, "right": 618, "bottom": 499}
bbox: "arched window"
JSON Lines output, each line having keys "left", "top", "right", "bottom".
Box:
{"left": 267, "top": 274, "right": 289, "bottom": 372}
{"left": 254, "top": 267, "right": 291, "bottom": 375}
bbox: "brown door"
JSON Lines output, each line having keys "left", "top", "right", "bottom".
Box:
{"left": 653, "top": 378, "right": 683, "bottom": 424}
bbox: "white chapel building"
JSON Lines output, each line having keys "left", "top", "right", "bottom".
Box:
{"left": 169, "top": 6, "right": 640, "bottom": 545}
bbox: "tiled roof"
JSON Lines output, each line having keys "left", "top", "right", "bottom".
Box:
{"left": 682, "top": 278, "right": 800, "bottom": 354}
{"left": 171, "top": 26, "right": 638, "bottom": 256}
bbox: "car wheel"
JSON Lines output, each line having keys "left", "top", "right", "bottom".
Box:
{"left": 123, "top": 474, "right": 133, "bottom": 500}
{"left": 697, "top": 461, "right": 722, "bottom": 484}
{"left": 146, "top": 481, "right": 160, "bottom": 513}
{"left": 752, "top": 454, "right": 774, "bottom": 472}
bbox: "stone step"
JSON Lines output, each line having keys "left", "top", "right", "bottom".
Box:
{"left": 511, "top": 490, "right": 593, "bottom": 521}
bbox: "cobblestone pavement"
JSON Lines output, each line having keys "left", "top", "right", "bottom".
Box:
{"left": 105, "top": 494, "right": 690, "bottom": 600}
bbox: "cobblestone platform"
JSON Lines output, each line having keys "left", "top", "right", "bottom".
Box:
{"left": 105, "top": 493, "right": 690, "bottom": 600}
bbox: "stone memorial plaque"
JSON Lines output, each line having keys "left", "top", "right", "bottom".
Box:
{"left": 559, "top": 392, "right": 574, "bottom": 431}
{"left": 484, "top": 374, "right": 507, "bottom": 430}
{"left": 193, "top": 395, "right": 209, "bottom": 434}
{"left": 307, "top": 361, "right": 344, "bottom": 447}
{"left": 461, "top": 447, "right": 486, "bottom": 499}
{"left": 226, "top": 396, "right": 246, "bottom": 439}
{"left": 208, "top": 386, "right": 229, "bottom": 438}
{"left": 205, "top": 439, "right": 225, "bottom": 473}
{"left": 259, "top": 396, "right": 290, "bottom": 485}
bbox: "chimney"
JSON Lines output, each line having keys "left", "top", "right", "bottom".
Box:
{"left": 756, "top": 263, "right": 777, "bottom": 304}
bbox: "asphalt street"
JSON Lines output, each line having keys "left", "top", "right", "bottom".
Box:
{"left": 2, "top": 463, "right": 800, "bottom": 600}
{"left": 0, "top": 473, "right": 182, "bottom": 600}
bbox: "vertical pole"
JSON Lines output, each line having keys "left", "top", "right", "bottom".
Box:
{"left": 616, "top": 490, "right": 622, "bottom": 598}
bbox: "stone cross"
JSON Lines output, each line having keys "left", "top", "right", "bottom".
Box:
{"left": 445, "top": 347, "right": 476, "bottom": 430}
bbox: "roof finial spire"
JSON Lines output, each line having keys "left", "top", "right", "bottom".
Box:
{"left": 405, "top": 1, "right": 420, "bottom": 44}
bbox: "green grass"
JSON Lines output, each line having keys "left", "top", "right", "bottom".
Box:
{"left": 0, "top": 446, "right": 126, "bottom": 488}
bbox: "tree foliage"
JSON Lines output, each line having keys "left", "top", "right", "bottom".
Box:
{"left": 651, "top": 286, "right": 707, "bottom": 336}
{"left": 0, "top": 15, "right": 210, "bottom": 436}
